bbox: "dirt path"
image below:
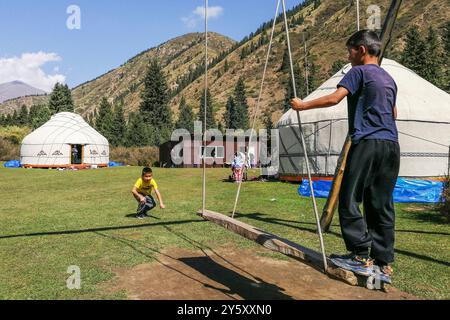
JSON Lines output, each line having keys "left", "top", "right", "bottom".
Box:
{"left": 102, "top": 246, "right": 417, "bottom": 300}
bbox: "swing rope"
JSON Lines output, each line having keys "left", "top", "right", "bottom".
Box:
{"left": 231, "top": 0, "right": 281, "bottom": 219}
{"left": 280, "top": 0, "right": 327, "bottom": 272}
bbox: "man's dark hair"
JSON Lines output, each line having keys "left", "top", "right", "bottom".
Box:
{"left": 346, "top": 30, "right": 382, "bottom": 57}
{"left": 142, "top": 167, "right": 153, "bottom": 175}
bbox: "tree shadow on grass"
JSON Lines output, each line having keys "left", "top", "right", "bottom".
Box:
{"left": 235, "top": 211, "right": 450, "bottom": 237}
{"left": 96, "top": 231, "right": 293, "bottom": 300}
{"left": 400, "top": 205, "right": 449, "bottom": 225}
{"left": 0, "top": 219, "right": 200, "bottom": 240}
{"left": 233, "top": 211, "right": 450, "bottom": 268}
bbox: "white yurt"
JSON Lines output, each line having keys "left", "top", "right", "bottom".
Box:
{"left": 277, "top": 59, "right": 450, "bottom": 180}
{"left": 21, "top": 112, "right": 109, "bottom": 168}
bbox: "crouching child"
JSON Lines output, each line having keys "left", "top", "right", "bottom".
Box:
{"left": 132, "top": 167, "right": 165, "bottom": 219}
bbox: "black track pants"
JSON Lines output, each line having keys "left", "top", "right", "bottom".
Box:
{"left": 338, "top": 139, "right": 400, "bottom": 265}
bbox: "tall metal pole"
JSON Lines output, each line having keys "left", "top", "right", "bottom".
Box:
{"left": 303, "top": 32, "right": 310, "bottom": 96}
{"left": 202, "top": 0, "right": 208, "bottom": 213}
{"left": 356, "top": 0, "right": 360, "bottom": 31}
{"left": 282, "top": 0, "right": 328, "bottom": 272}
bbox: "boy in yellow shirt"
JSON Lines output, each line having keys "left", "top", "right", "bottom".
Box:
{"left": 131, "top": 167, "right": 165, "bottom": 219}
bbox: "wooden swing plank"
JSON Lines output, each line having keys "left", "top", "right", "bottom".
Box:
{"left": 197, "top": 209, "right": 358, "bottom": 286}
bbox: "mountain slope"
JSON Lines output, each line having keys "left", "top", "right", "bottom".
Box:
{"left": 0, "top": 81, "right": 46, "bottom": 103}
{"left": 1, "top": 0, "right": 448, "bottom": 127}
{"left": 171, "top": 0, "right": 450, "bottom": 127}
{"left": 72, "top": 32, "right": 236, "bottom": 116}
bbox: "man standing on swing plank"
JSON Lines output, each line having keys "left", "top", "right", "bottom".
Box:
{"left": 291, "top": 30, "right": 400, "bottom": 279}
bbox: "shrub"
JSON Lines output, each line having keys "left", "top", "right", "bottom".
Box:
{"left": 0, "top": 126, "right": 31, "bottom": 144}
{"left": 0, "top": 138, "right": 20, "bottom": 161}
{"left": 110, "top": 146, "right": 159, "bottom": 167}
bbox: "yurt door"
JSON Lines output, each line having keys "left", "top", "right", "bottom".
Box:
{"left": 70, "top": 145, "right": 83, "bottom": 165}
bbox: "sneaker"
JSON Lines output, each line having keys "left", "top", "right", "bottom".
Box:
{"left": 373, "top": 265, "right": 393, "bottom": 284}
{"left": 136, "top": 214, "right": 145, "bottom": 220}
{"left": 137, "top": 203, "right": 145, "bottom": 215}
{"left": 379, "top": 265, "right": 394, "bottom": 276}
{"left": 330, "top": 253, "right": 374, "bottom": 276}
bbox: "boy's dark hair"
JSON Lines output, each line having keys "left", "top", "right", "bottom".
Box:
{"left": 346, "top": 30, "right": 382, "bottom": 57}
{"left": 142, "top": 167, "right": 153, "bottom": 175}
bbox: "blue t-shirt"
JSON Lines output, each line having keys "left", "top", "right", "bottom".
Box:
{"left": 337, "top": 64, "right": 398, "bottom": 144}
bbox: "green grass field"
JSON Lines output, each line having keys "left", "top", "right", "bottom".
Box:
{"left": 0, "top": 164, "right": 448, "bottom": 299}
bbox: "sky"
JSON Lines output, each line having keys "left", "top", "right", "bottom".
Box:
{"left": 0, "top": 0, "right": 304, "bottom": 92}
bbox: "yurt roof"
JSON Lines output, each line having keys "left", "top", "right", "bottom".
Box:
{"left": 277, "top": 59, "right": 450, "bottom": 127}
{"left": 22, "top": 112, "right": 108, "bottom": 146}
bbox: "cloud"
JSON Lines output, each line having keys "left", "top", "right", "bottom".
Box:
{"left": 0, "top": 52, "right": 66, "bottom": 92}
{"left": 182, "top": 5, "right": 224, "bottom": 29}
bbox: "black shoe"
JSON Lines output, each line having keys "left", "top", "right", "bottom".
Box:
{"left": 136, "top": 213, "right": 145, "bottom": 220}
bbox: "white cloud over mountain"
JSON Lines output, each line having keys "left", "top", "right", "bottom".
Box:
{"left": 0, "top": 52, "right": 66, "bottom": 92}
{"left": 182, "top": 5, "right": 224, "bottom": 29}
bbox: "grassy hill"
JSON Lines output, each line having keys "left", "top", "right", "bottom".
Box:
{"left": 1, "top": 0, "right": 449, "bottom": 127}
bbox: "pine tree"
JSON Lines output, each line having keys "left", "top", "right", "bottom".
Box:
{"left": 18, "top": 105, "right": 29, "bottom": 126}
{"left": 125, "top": 112, "right": 150, "bottom": 147}
{"left": 401, "top": 27, "right": 427, "bottom": 77}
{"left": 423, "top": 27, "right": 444, "bottom": 87}
{"left": 140, "top": 59, "right": 173, "bottom": 145}
{"left": 95, "top": 97, "right": 114, "bottom": 142}
{"left": 4, "top": 114, "right": 12, "bottom": 126}
{"left": 263, "top": 111, "right": 273, "bottom": 131}
{"left": 198, "top": 88, "right": 216, "bottom": 129}
{"left": 175, "top": 96, "right": 195, "bottom": 133}
{"left": 11, "top": 110, "right": 19, "bottom": 126}
{"left": 224, "top": 96, "right": 237, "bottom": 129}
{"left": 28, "top": 104, "right": 51, "bottom": 129}
{"left": 35, "top": 106, "right": 51, "bottom": 129}
{"left": 306, "top": 55, "right": 319, "bottom": 92}
{"left": 48, "top": 83, "right": 75, "bottom": 114}
{"left": 224, "top": 59, "right": 229, "bottom": 72}
{"left": 443, "top": 22, "right": 450, "bottom": 92}
{"left": 233, "top": 77, "right": 249, "bottom": 129}
{"left": 279, "top": 47, "right": 291, "bottom": 73}
{"left": 284, "top": 63, "right": 306, "bottom": 112}
{"left": 444, "top": 22, "right": 450, "bottom": 56}
{"left": 329, "top": 59, "right": 347, "bottom": 76}
{"left": 314, "top": 0, "right": 321, "bottom": 9}
{"left": 110, "top": 101, "right": 127, "bottom": 147}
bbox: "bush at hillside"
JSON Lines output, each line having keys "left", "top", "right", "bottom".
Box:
{"left": 110, "top": 146, "right": 159, "bottom": 167}
{"left": 0, "top": 138, "right": 20, "bottom": 161}
{"left": 0, "top": 126, "right": 31, "bottom": 145}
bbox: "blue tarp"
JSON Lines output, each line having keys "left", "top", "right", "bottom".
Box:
{"left": 108, "top": 161, "right": 125, "bottom": 167}
{"left": 3, "top": 160, "right": 21, "bottom": 168}
{"left": 298, "top": 178, "right": 445, "bottom": 203}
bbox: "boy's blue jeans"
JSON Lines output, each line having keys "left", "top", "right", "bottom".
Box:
{"left": 137, "top": 195, "right": 156, "bottom": 215}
